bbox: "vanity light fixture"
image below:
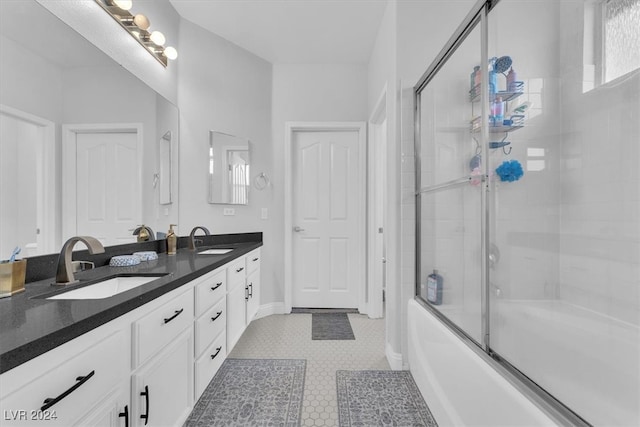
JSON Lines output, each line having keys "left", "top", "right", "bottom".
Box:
{"left": 95, "top": 0, "right": 177, "bottom": 67}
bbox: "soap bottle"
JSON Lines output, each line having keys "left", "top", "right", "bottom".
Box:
{"left": 506, "top": 67, "right": 517, "bottom": 92}
{"left": 167, "top": 224, "right": 177, "bottom": 255}
{"left": 470, "top": 66, "right": 480, "bottom": 94}
{"left": 491, "top": 97, "right": 505, "bottom": 126}
{"left": 426, "top": 269, "right": 443, "bottom": 305}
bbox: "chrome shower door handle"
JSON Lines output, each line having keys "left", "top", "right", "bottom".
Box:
{"left": 293, "top": 226, "right": 305, "bottom": 232}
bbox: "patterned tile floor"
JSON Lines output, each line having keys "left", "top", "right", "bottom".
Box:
{"left": 228, "top": 313, "right": 389, "bottom": 426}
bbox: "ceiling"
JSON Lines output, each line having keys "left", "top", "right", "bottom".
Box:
{"left": 169, "top": 0, "right": 389, "bottom": 64}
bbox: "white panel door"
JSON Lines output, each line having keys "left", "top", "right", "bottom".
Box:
{"left": 292, "top": 130, "right": 362, "bottom": 308}
{"left": 0, "top": 113, "right": 41, "bottom": 258}
{"left": 76, "top": 132, "right": 139, "bottom": 246}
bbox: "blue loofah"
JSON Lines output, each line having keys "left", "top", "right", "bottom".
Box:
{"left": 495, "top": 160, "right": 524, "bottom": 182}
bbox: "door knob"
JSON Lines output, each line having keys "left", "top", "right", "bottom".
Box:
{"left": 293, "top": 226, "right": 305, "bottom": 232}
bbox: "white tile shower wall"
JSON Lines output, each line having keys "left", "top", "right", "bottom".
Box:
{"left": 488, "top": 2, "right": 563, "bottom": 304}
{"left": 557, "top": 1, "right": 640, "bottom": 325}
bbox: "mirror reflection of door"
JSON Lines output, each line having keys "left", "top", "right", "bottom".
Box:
{"left": 63, "top": 125, "right": 142, "bottom": 247}
{"left": 226, "top": 150, "right": 249, "bottom": 205}
{"left": 208, "top": 131, "right": 250, "bottom": 205}
{"left": 0, "top": 106, "right": 55, "bottom": 258}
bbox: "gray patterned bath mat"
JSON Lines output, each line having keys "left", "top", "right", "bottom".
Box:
{"left": 336, "top": 370, "right": 438, "bottom": 427}
{"left": 312, "top": 312, "right": 355, "bottom": 340}
{"left": 185, "top": 359, "right": 306, "bottom": 427}
{"left": 292, "top": 307, "right": 359, "bottom": 314}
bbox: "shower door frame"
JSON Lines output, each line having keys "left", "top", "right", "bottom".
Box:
{"left": 412, "top": 1, "right": 591, "bottom": 425}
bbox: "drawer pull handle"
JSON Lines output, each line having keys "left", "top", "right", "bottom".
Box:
{"left": 211, "top": 282, "right": 223, "bottom": 291}
{"left": 211, "top": 311, "right": 223, "bottom": 322}
{"left": 164, "top": 308, "right": 184, "bottom": 324}
{"left": 252, "top": 257, "right": 259, "bottom": 262}
{"left": 140, "top": 385, "right": 150, "bottom": 425}
{"left": 249, "top": 283, "right": 253, "bottom": 297}
{"left": 41, "top": 370, "right": 95, "bottom": 411}
{"left": 119, "top": 405, "right": 129, "bottom": 427}
{"left": 210, "top": 346, "right": 222, "bottom": 359}
{"left": 236, "top": 267, "right": 244, "bottom": 273}
{"left": 245, "top": 286, "right": 249, "bottom": 301}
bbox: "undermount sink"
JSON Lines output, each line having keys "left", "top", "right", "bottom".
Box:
{"left": 198, "top": 248, "right": 233, "bottom": 255}
{"left": 47, "top": 275, "right": 167, "bottom": 300}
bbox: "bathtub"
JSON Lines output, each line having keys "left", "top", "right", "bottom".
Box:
{"left": 408, "top": 299, "right": 558, "bottom": 426}
{"left": 408, "top": 298, "right": 640, "bottom": 426}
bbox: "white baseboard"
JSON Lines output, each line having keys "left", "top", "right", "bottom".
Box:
{"left": 386, "top": 342, "right": 403, "bottom": 370}
{"left": 256, "top": 302, "right": 287, "bottom": 319}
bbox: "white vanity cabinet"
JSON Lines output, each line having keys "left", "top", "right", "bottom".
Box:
{"left": 245, "top": 249, "right": 261, "bottom": 324}
{"left": 226, "top": 249, "right": 261, "bottom": 352}
{"left": 0, "top": 322, "right": 130, "bottom": 427}
{"left": 0, "top": 245, "right": 261, "bottom": 427}
{"left": 131, "top": 329, "right": 193, "bottom": 427}
{"left": 192, "top": 268, "right": 227, "bottom": 400}
{"left": 130, "top": 288, "right": 194, "bottom": 427}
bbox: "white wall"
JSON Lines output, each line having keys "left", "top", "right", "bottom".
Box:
{"left": 176, "top": 18, "right": 276, "bottom": 300}
{"left": 62, "top": 65, "right": 171, "bottom": 234}
{"left": 36, "top": 0, "right": 180, "bottom": 104}
{"left": 367, "top": 0, "right": 475, "bottom": 365}
{"left": 366, "top": 0, "right": 401, "bottom": 365}
{"left": 270, "top": 63, "right": 368, "bottom": 305}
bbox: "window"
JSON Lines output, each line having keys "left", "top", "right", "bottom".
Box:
{"left": 583, "top": 0, "right": 639, "bottom": 92}
{"left": 603, "top": 0, "right": 640, "bottom": 82}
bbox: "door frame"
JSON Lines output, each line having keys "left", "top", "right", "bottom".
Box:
{"left": 0, "top": 104, "right": 56, "bottom": 254}
{"left": 367, "top": 87, "right": 387, "bottom": 319}
{"left": 284, "top": 121, "right": 367, "bottom": 313}
{"left": 62, "top": 123, "right": 143, "bottom": 241}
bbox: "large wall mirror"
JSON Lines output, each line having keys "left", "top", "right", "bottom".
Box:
{"left": 208, "top": 131, "right": 250, "bottom": 205}
{"left": 0, "top": 0, "right": 179, "bottom": 257}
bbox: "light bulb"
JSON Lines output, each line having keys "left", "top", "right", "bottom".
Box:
{"left": 149, "top": 31, "right": 165, "bottom": 46}
{"left": 164, "top": 46, "right": 178, "bottom": 60}
{"left": 112, "top": 0, "right": 132, "bottom": 11}
{"left": 133, "top": 14, "right": 150, "bottom": 31}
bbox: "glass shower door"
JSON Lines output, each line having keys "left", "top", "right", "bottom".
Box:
{"left": 486, "top": 1, "right": 640, "bottom": 425}
{"left": 416, "top": 18, "right": 485, "bottom": 345}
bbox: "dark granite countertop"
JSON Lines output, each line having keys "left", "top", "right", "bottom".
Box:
{"left": 0, "top": 233, "right": 262, "bottom": 374}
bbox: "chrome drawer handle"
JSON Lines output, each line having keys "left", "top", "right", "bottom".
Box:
{"left": 236, "top": 267, "right": 244, "bottom": 273}
{"left": 211, "top": 282, "right": 222, "bottom": 291}
{"left": 211, "top": 311, "right": 223, "bottom": 322}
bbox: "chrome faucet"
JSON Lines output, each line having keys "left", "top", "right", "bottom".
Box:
{"left": 54, "top": 236, "right": 105, "bottom": 285}
{"left": 188, "top": 226, "right": 211, "bottom": 251}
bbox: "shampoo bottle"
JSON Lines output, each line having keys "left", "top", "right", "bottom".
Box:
{"left": 426, "top": 269, "right": 443, "bottom": 305}
{"left": 507, "top": 68, "right": 517, "bottom": 91}
{"left": 167, "top": 224, "right": 177, "bottom": 255}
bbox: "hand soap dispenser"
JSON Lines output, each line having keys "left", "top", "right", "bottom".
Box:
{"left": 167, "top": 224, "right": 177, "bottom": 255}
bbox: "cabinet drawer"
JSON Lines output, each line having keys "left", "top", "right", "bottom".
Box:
{"left": 0, "top": 331, "right": 127, "bottom": 427}
{"left": 133, "top": 288, "right": 194, "bottom": 367}
{"left": 194, "top": 333, "right": 226, "bottom": 400}
{"left": 227, "top": 257, "right": 246, "bottom": 290}
{"left": 246, "top": 248, "right": 261, "bottom": 274}
{"left": 195, "top": 298, "right": 226, "bottom": 357}
{"left": 194, "top": 268, "right": 226, "bottom": 317}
